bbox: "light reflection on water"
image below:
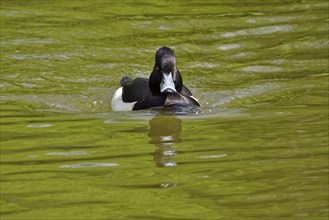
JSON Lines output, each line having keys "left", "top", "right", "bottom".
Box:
{"left": 149, "top": 116, "right": 182, "bottom": 168}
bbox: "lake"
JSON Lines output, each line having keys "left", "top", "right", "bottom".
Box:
{"left": 1, "top": 0, "right": 328, "bottom": 219}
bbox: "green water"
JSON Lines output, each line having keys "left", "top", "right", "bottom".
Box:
{"left": 1, "top": 0, "right": 328, "bottom": 219}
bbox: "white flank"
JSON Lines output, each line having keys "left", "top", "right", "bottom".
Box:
{"left": 111, "top": 87, "right": 137, "bottom": 111}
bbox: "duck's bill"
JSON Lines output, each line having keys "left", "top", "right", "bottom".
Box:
{"left": 160, "top": 72, "right": 177, "bottom": 93}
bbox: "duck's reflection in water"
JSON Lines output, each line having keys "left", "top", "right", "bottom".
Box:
{"left": 148, "top": 116, "right": 182, "bottom": 168}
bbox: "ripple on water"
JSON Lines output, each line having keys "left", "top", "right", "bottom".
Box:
{"left": 26, "top": 124, "right": 54, "bottom": 128}
{"left": 199, "top": 154, "right": 228, "bottom": 159}
{"left": 217, "top": 43, "right": 242, "bottom": 51}
{"left": 189, "top": 62, "right": 219, "bottom": 69}
{"left": 60, "top": 163, "right": 119, "bottom": 168}
{"left": 47, "top": 151, "right": 88, "bottom": 156}
{"left": 239, "top": 65, "right": 284, "bottom": 73}
{"left": 221, "top": 24, "right": 296, "bottom": 38}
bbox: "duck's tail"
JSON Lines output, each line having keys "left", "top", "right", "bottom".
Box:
{"left": 120, "top": 76, "right": 133, "bottom": 86}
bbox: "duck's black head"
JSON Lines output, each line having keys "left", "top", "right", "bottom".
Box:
{"left": 149, "top": 46, "right": 183, "bottom": 95}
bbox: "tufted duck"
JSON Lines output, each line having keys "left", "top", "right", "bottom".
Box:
{"left": 111, "top": 46, "right": 200, "bottom": 111}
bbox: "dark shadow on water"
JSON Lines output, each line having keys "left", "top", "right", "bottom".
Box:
{"left": 148, "top": 116, "right": 182, "bottom": 168}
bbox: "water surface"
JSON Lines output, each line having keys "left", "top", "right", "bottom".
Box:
{"left": 1, "top": 0, "right": 328, "bottom": 219}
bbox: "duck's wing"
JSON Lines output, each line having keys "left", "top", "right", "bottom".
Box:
{"left": 181, "top": 85, "right": 193, "bottom": 96}
{"left": 133, "top": 96, "right": 167, "bottom": 110}
{"left": 122, "top": 78, "right": 152, "bottom": 102}
{"left": 165, "top": 93, "right": 200, "bottom": 107}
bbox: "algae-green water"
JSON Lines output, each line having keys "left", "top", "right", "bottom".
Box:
{"left": 1, "top": 0, "right": 328, "bottom": 219}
